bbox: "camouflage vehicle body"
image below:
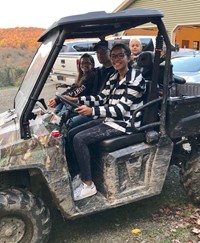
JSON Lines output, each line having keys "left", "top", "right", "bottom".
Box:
{"left": 0, "top": 9, "right": 200, "bottom": 243}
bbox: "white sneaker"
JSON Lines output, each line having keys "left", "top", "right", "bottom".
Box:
{"left": 73, "top": 182, "right": 97, "bottom": 201}
{"left": 72, "top": 174, "right": 82, "bottom": 190}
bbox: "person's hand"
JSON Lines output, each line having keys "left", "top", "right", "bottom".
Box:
{"left": 75, "top": 105, "right": 93, "bottom": 116}
{"left": 63, "top": 95, "right": 78, "bottom": 102}
{"left": 48, "top": 98, "right": 56, "bottom": 108}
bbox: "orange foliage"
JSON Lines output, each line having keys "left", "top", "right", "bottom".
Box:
{"left": 0, "top": 27, "right": 45, "bottom": 50}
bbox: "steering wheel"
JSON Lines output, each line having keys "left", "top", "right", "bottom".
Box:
{"left": 55, "top": 93, "right": 80, "bottom": 109}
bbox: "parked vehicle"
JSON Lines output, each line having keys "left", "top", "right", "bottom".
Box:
{"left": 172, "top": 55, "right": 200, "bottom": 83}
{"left": 50, "top": 36, "right": 156, "bottom": 86}
{"left": 1, "top": 9, "right": 200, "bottom": 243}
{"left": 171, "top": 48, "right": 200, "bottom": 58}
{"left": 49, "top": 39, "right": 100, "bottom": 85}
{"left": 171, "top": 54, "right": 200, "bottom": 95}
{"left": 50, "top": 35, "right": 177, "bottom": 86}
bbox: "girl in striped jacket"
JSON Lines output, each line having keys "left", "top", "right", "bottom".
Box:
{"left": 65, "top": 43, "right": 146, "bottom": 201}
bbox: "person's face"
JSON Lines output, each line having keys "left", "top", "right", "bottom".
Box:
{"left": 129, "top": 40, "right": 142, "bottom": 56}
{"left": 110, "top": 47, "right": 130, "bottom": 71}
{"left": 96, "top": 47, "right": 110, "bottom": 65}
{"left": 80, "top": 57, "right": 93, "bottom": 73}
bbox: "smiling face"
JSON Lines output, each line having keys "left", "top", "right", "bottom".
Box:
{"left": 110, "top": 46, "right": 131, "bottom": 73}
{"left": 80, "top": 56, "right": 94, "bottom": 73}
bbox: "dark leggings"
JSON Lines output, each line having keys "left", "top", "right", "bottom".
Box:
{"left": 66, "top": 119, "right": 124, "bottom": 181}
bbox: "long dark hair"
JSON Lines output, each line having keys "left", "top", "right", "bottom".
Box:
{"left": 75, "top": 53, "right": 95, "bottom": 86}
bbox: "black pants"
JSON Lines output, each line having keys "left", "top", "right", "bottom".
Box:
{"left": 66, "top": 119, "right": 124, "bottom": 181}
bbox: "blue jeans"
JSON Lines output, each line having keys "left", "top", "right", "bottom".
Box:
{"left": 54, "top": 103, "right": 67, "bottom": 117}
{"left": 68, "top": 115, "right": 94, "bottom": 129}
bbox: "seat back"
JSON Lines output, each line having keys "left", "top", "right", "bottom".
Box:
{"left": 132, "top": 51, "right": 161, "bottom": 131}
{"left": 98, "top": 52, "right": 161, "bottom": 152}
{"left": 137, "top": 51, "right": 154, "bottom": 81}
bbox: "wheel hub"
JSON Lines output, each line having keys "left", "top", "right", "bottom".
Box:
{"left": 0, "top": 217, "right": 25, "bottom": 242}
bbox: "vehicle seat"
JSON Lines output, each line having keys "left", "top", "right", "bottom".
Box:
{"left": 98, "top": 51, "right": 157, "bottom": 152}
{"left": 137, "top": 51, "right": 154, "bottom": 81}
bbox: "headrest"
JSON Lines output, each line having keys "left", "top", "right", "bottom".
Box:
{"left": 137, "top": 51, "right": 154, "bottom": 68}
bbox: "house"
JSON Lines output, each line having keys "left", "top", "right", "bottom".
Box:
{"left": 114, "top": 0, "right": 200, "bottom": 50}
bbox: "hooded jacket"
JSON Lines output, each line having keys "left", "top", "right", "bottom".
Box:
{"left": 78, "top": 68, "right": 146, "bottom": 134}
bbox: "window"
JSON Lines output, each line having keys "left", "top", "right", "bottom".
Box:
{"left": 182, "top": 40, "right": 189, "bottom": 48}
{"left": 193, "top": 41, "right": 199, "bottom": 50}
{"left": 73, "top": 43, "right": 89, "bottom": 52}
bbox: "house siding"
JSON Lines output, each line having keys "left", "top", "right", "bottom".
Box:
{"left": 116, "top": 0, "right": 200, "bottom": 46}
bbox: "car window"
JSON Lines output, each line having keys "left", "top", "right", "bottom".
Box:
{"left": 73, "top": 42, "right": 97, "bottom": 52}
{"left": 60, "top": 41, "right": 98, "bottom": 53}
{"left": 108, "top": 39, "right": 130, "bottom": 48}
{"left": 88, "top": 43, "right": 97, "bottom": 51}
{"left": 73, "top": 43, "right": 90, "bottom": 52}
{"left": 107, "top": 37, "right": 154, "bottom": 51}
{"left": 172, "top": 56, "right": 200, "bottom": 72}
{"left": 60, "top": 44, "right": 69, "bottom": 52}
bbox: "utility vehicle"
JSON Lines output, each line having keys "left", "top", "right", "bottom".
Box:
{"left": 0, "top": 9, "right": 199, "bottom": 243}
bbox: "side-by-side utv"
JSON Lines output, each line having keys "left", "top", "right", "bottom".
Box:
{"left": 0, "top": 9, "right": 199, "bottom": 243}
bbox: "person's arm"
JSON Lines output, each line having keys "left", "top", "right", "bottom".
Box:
{"left": 78, "top": 77, "right": 116, "bottom": 106}
{"left": 53, "top": 84, "right": 77, "bottom": 105}
{"left": 67, "top": 72, "right": 95, "bottom": 97}
{"left": 65, "top": 73, "right": 119, "bottom": 109}
{"left": 48, "top": 98, "right": 57, "bottom": 108}
{"left": 92, "top": 70, "right": 145, "bottom": 119}
{"left": 61, "top": 83, "right": 77, "bottom": 95}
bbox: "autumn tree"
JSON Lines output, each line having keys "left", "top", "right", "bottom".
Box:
{"left": 0, "top": 27, "right": 45, "bottom": 87}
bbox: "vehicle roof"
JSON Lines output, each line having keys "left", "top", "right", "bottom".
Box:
{"left": 38, "top": 9, "right": 163, "bottom": 41}
{"left": 172, "top": 54, "right": 200, "bottom": 61}
{"left": 172, "top": 49, "right": 200, "bottom": 58}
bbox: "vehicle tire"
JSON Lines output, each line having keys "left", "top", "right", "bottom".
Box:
{"left": 0, "top": 188, "right": 51, "bottom": 243}
{"left": 180, "top": 153, "right": 200, "bottom": 204}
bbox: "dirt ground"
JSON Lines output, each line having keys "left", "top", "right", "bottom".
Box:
{"left": 0, "top": 83, "right": 200, "bottom": 243}
{"left": 48, "top": 165, "right": 200, "bottom": 243}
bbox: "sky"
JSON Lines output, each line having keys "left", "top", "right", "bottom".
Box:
{"left": 0, "top": 0, "right": 124, "bottom": 29}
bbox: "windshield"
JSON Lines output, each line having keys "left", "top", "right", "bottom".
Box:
{"left": 14, "top": 30, "right": 59, "bottom": 119}
{"left": 171, "top": 56, "right": 200, "bottom": 72}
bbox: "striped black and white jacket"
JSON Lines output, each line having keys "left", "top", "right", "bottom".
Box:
{"left": 78, "top": 68, "right": 146, "bottom": 134}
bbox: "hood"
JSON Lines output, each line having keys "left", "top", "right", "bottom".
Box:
{"left": 0, "top": 109, "right": 20, "bottom": 148}
{"left": 174, "top": 71, "right": 200, "bottom": 83}
{"left": 0, "top": 109, "right": 17, "bottom": 129}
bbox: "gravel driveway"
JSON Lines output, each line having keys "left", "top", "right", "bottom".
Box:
{"left": 0, "top": 87, "right": 18, "bottom": 112}
{"left": 0, "top": 83, "right": 198, "bottom": 243}
{"left": 0, "top": 81, "right": 56, "bottom": 113}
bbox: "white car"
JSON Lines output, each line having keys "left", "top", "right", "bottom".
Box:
{"left": 171, "top": 54, "right": 200, "bottom": 96}
{"left": 171, "top": 54, "right": 200, "bottom": 83}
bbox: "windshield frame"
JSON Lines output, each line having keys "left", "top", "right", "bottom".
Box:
{"left": 15, "top": 29, "right": 62, "bottom": 138}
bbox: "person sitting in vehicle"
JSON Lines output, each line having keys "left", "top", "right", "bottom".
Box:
{"left": 64, "top": 43, "right": 146, "bottom": 201}
{"left": 129, "top": 38, "right": 142, "bottom": 68}
{"left": 48, "top": 53, "right": 96, "bottom": 116}
{"left": 92, "top": 40, "right": 115, "bottom": 94}
{"left": 67, "top": 40, "right": 115, "bottom": 129}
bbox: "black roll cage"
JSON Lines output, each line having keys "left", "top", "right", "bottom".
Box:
{"left": 20, "top": 9, "right": 171, "bottom": 139}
